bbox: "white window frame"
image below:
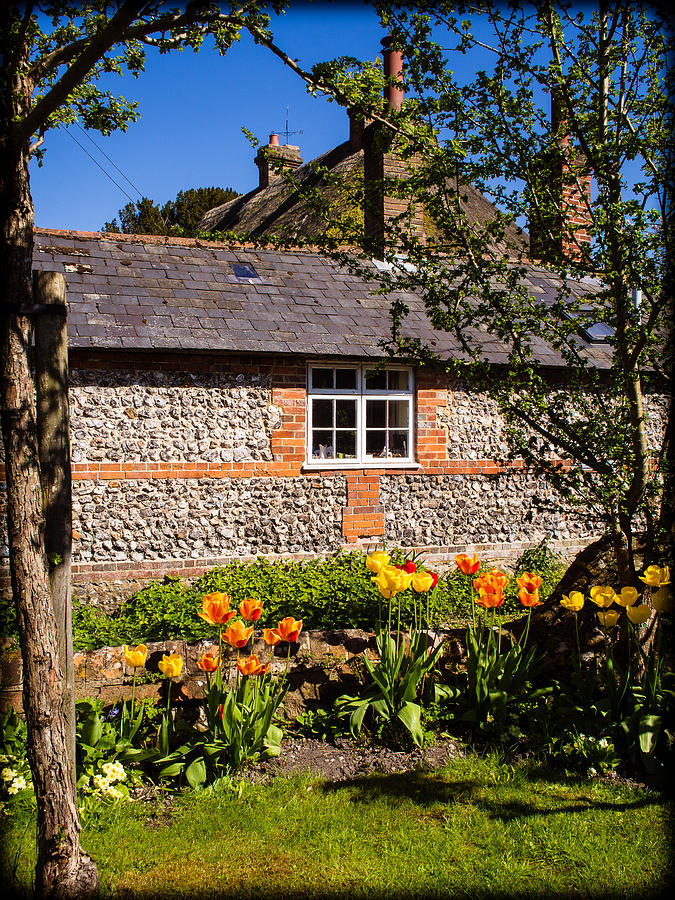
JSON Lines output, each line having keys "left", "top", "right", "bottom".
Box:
{"left": 304, "top": 363, "right": 417, "bottom": 469}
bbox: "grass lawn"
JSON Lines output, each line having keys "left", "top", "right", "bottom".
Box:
{"left": 3, "top": 752, "right": 672, "bottom": 898}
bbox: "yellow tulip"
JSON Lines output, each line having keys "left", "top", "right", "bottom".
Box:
{"left": 158, "top": 652, "right": 183, "bottom": 679}
{"left": 589, "top": 585, "right": 617, "bottom": 608}
{"left": 638, "top": 565, "right": 670, "bottom": 588}
{"left": 626, "top": 604, "right": 651, "bottom": 625}
{"left": 596, "top": 610, "right": 620, "bottom": 628}
{"left": 366, "top": 551, "right": 391, "bottom": 574}
{"left": 123, "top": 644, "right": 147, "bottom": 669}
{"left": 615, "top": 587, "right": 640, "bottom": 608}
{"left": 652, "top": 587, "right": 674, "bottom": 613}
{"left": 411, "top": 570, "right": 435, "bottom": 593}
{"left": 560, "top": 591, "right": 585, "bottom": 613}
{"left": 374, "top": 565, "right": 412, "bottom": 598}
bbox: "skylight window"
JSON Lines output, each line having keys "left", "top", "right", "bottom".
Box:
{"left": 232, "top": 262, "right": 259, "bottom": 280}
{"left": 564, "top": 306, "right": 615, "bottom": 344}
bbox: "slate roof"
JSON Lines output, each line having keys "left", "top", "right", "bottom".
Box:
{"left": 32, "top": 228, "right": 612, "bottom": 368}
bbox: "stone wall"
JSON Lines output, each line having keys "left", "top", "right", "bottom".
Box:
{"left": 69, "top": 369, "right": 282, "bottom": 464}
{"left": 380, "top": 471, "right": 599, "bottom": 547}
{"left": 72, "top": 475, "right": 345, "bottom": 563}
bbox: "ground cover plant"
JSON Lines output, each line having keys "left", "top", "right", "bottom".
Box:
{"left": 2, "top": 754, "right": 671, "bottom": 898}
{"left": 63, "top": 543, "right": 566, "bottom": 651}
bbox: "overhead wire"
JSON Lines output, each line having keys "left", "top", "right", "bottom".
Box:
{"left": 64, "top": 128, "right": 137, "bottom": 205}
{"left": 65, "top": 123, "right": 171, "bottom": 230}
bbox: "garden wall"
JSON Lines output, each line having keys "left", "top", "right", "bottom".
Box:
{"left": 0, "top": 628, "right": 465, "bottom": 718}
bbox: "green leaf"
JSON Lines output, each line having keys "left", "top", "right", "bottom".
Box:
{"left": 638, "top": 714, "right": 662, "bottom": 755}
{"left": 185, "top": 757, "right": 207, "bottom": 789}
{"left": 397, "top": 701, "right": 423, "bottom": 746}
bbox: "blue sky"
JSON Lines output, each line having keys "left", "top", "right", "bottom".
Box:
{"left": 30, "top": 1, "right": 390, "bottom": 231}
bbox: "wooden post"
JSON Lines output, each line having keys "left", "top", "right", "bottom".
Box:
{"left": 33, "top": 270, "right": 75, "bottom": 788}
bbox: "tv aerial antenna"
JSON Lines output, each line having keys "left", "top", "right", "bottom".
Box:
{"left": 278, "top": 105, "right": 303, "bottom": 144}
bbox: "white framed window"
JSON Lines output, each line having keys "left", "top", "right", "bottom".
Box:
{"left": 306, "top": 364, "right": 414, "bottom": 467}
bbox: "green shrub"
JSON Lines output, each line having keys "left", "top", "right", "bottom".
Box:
{"left": 67, "top": 543, "right": 564, "bottom": 651}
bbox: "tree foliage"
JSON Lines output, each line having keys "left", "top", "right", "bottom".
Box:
{"left": 270, "top": 0, "right": 673, "bottom": 575}
{"left": 102, "top": 185, "right": 240, "bottom": 235}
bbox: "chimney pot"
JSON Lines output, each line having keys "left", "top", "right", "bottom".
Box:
{"left": 269, "top": 133, "right": 280, "bottom": 146}
{"left": 381, "top": 35, "right": 403, "bottom": 113}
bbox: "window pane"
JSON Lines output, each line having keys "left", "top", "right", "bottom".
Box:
{"left": 335, "top": 368, "right": 357, "bottom": 390}
{"left": 366, "top": 431, "right": 387, "bottom": 457}
{"left": 365, "top": 370, "right": 386, "bottom": 390}
{"left": 388, "top": 400, "right": 409, "bottom": 428}
{"left": 312, "top": 430, "right": 334, "bottom": 458}
{"left": 312, "top": 368, "right": 334, "bottom": 389}
{"left": 312, "top": 398, "right": 333, "bottom": 428}
{"left": 366, "top": 399, "right": 386, "bottom": 428}
{"left": 387, "top": 370, "right": 409, "bottom": 391}
{"left": 389, "top": 431, "right": 409, "bottom": 458}
{"left": 336, "top": 399, "right": 356, "bottom": 428}
{"left": 335, "top": 431, "right": 357, "bottom": 458}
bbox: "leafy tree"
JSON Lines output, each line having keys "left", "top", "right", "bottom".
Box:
{"left": 269, "top": 0, "right": 673, "bottom": 580}
{"left": 162, "top": 185, "right": 239, "bottom": 233}
{"left": 102, "top": 195, "right": 167, "bottom": 234}
{"left": 102, "top": 185, "right": 239, "bottom": 235}
{"left": 0, "top": 3, "right": 289, "bottom": 895}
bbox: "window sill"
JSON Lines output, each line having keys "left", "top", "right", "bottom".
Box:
{"left": 302, "top": 460, "right": 422, "bottom": 472}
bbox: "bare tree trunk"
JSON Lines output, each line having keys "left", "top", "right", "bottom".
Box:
{"left": 1, "top": 28, "right": 98, "bottom": 898}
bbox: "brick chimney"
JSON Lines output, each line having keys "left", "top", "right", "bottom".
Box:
{"left": 529, "top": 93, "right": 592, "bottom": 266}
{"left": 363, "top": 36, "right": 425, "bottom": 257}
{"left": 255, "top": 133, "right": 303, "bottom": 189}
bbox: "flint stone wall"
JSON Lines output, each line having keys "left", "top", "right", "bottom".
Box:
{"left": 380, "top": 472, "right": 600, "bottom": 546}
{"left": 69, "top": 369, "right": 282, "bottom": 463}
{"left": 72, "top": 476, "right": 346, "bottom": 563}
{"left": 439, "top": 379, "right": 669, "bottom": 460}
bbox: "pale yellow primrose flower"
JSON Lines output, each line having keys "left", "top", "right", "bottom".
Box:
{"left": 626, "top": 604, "right": 651, "bottom": 625}
{"left": 639, "top": 565, "right": 670, "bottom": 587}
{"left": 590, "top": 585, "right": 617, "bottom": 608}
{"left": 560, "top": 591, "right": 585, "bottom": 612}
{"left": 615, "top": 587, "right": 640, "bottom": 608}
{"left": 597, "top": 609, "right": 620, "bottom": 627}
{"left": 652, "top": 587, "right": 674, "bottom": 613}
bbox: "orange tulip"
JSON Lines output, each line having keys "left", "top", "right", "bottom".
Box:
{"left": 197, "top": 652, "right": 220, "bottom": 673}
{"left": 517, "top": 572, "right": 542, "bottom": 594}
{"left": 222, "top": 620, "right": 254, "bottom": 649}
{"left": 236, "top": 654, "right": 269, "bottom": 677}
{"left": 273, "top": 617, "right": 303, "bottom": 643}
{"left": 239, "top": 597, "right": 263, "bottom": 622}
{"left": 518, "top": 588, "right": 542, "bottom": 608}
{"left": 473, "top": 571, "right": 506, "bottom": 609}
{"left": 263, "top": 628, "right": 282, "bottom": 646}
{"left": 456, "top": 553, "right": 480, "bottom": 575}
{"left": 198, "top": 592, "right": 237, "bottom": 626}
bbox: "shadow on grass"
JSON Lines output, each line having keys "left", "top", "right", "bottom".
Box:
{"left": 317, "top": 768, "right": 669, "bottom": 821}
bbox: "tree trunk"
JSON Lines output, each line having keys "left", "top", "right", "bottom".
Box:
{"left": 34, "top": 270, "right": 76, "bottom": 789}
{"left": 1, "top": 28, "right": 98, "bottom": 898}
